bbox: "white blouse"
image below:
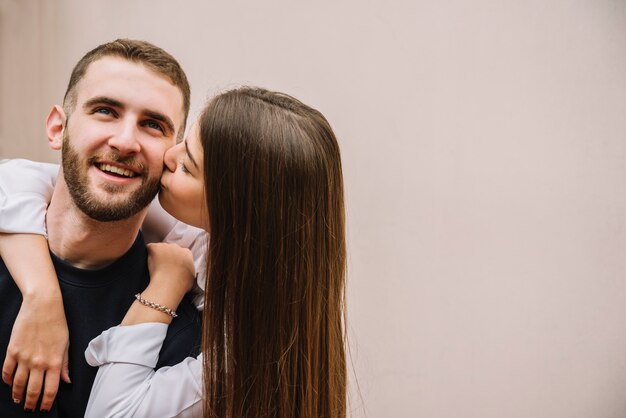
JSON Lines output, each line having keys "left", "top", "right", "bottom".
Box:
{"left": 85, "top": 323, "right": 204, "bottom": 417}
{"left": 0, "top": 159, "right": 58, "bottom": 235}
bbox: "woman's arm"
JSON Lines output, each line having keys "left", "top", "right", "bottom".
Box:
{"left": 85, "top": 243, "right": 201, "bottom": 417}
{"left": 85, "top": 324, "right": 203, "bottom": 418}
{"left": 123, "top": 242, "right": 196, "bottom": 326}
{"left": 0, "top": 234, "right": 70, "bottom": 412}
{"left": 143, "top": 199, "right": 209, "bottom": 309}
{"left": 0, "top": 160, "right": 69, "bottom": 412}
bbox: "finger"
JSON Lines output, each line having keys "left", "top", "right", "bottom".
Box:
{"left": 2, "top": 352, "right": 17, "bottom": 385}
{"left": 23, "top": 369, "right": 43, "bottom": 411}
{"left": 60, "top": 348, "right": 71, "bottom": 384}
{"left": 11, "top": 363, "right": 28, "bottom": 404}
{"left": 40, "top": 369, "right": 61, "bottom": 412}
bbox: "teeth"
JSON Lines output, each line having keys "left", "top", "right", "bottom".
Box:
{"left": 97, "top": 163, "right": 135, "bottom": 178}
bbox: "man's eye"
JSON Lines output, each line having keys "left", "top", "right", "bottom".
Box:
{"left": 144, "top": 121, "right": 165, "bottom": 133}
{"left": 94, "top": 107, "right": 114, "bottom": 116}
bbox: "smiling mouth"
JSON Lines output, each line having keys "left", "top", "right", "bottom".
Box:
{"left": 96, "top": 163, "right": 137, "bottom": 178}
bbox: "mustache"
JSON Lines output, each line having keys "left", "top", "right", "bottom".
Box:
{"left": 87, "top": 153, "right": 146, "bottom": 174}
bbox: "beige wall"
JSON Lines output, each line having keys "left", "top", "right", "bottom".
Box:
{"left": 2, "top": 1, "right": 626, "bottom": 417}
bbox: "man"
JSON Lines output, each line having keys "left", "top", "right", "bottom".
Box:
{"left": 0, "top": 39, "right": 201, "bottom": 417}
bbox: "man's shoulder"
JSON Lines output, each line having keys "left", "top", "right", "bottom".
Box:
{"left": 157, "top": 294, "right": 202, "bottom": 366}
{"left": 166, "top": 294, "right": 202, "bottom": 341}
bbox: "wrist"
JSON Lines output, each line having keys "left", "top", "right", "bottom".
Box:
{"left": 122, "top": 291, "right": 183, "bottom": 326}
{"left": 140, "top": 285, "right": 186, "bottom": 310}
{"left": 21, "top": 285, "right": 63, "bottom": 303}
{"left": 134, "top": 293, "right": 178, "bottom": 318}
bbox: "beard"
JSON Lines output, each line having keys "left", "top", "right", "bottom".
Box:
{"left": 61, "top": 132, "right": 161, "bottom": 222}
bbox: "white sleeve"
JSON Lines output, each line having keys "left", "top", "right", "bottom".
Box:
{"left": 84, "top": 323, "right": 203, "bottom": 418}
{"left": 0, "top": 159, "right": 58, "bottom": 236}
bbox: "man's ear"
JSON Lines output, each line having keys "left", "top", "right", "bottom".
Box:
{"left": 46, "top": 105, "right": 67, "bottom": 150}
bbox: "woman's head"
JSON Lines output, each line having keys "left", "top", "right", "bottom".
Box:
{"left": 160, "top": 87, "right": 346, "bottom": 417}
{"left": 160, "top": 87, "right": 346, "bottom": 243}
{"left": 181, "top": 87, "right": 347, "bottom": 418}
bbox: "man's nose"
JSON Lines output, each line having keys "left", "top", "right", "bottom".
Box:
{"left": 108, "top": 121, "right": 141, "bottom": 155}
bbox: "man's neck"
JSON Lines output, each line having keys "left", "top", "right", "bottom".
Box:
{"left": 46, "top": 179, "right": 146, "bottom": 270}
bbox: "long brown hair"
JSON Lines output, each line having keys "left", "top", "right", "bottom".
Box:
{"left": 200, "top": 87, "right": 347, "bottom": 418}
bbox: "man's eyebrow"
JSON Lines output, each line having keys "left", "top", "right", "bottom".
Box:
{"left": 83, "top": 96, "right": 176, "bottom": 136}
{"left": 145, "top": 110, "right": 176, "bottom": 136}
{"left": 83, "top": 96, "right": 124, "bottom": 110}
{"left": 185, "top": 140, "right": 199, "bottom": 168}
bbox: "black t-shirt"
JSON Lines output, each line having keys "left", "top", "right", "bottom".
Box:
{"left": 0, "top": 233, "right": 202, "bottom": 417}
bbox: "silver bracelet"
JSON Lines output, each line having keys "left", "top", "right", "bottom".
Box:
{"left": 134, "top": 293, "right": 178, "bottom": 318}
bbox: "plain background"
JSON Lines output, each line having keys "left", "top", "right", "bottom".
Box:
{"left": 2, "top": 1, "right": 626, "bottom": 417}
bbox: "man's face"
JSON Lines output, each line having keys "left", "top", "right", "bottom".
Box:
{"left": 60, "top": 56, "right": 185, "bottom": 221}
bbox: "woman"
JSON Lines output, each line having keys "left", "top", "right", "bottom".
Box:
{"left": 2, "top": 87, "right": 348, "bottom": 417}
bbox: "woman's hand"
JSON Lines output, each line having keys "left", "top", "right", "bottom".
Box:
{"left": 121, "top": 243, "right": 196, "bottom": 326}
{"left": 2, "top": 292, "right": 70, "bottom": 412}
{"left": 146, "top": 242, "right": 196, "bottom": 295}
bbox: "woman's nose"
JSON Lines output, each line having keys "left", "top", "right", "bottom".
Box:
{"left": 163, "top": 143, "right": 181, "bottom": 172}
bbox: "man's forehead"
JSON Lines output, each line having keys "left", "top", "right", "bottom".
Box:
{"left": 79, "top": 56, "right": 173, "bottom": 87}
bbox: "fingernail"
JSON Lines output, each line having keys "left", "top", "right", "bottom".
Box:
{"left": 12, "top": 398, "right": 20, "bottom": 404}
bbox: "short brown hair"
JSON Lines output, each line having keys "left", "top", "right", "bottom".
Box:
{"left": 63, "top": 39, "right": 190, "bottom": 138}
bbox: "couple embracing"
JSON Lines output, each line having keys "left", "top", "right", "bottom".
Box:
{"left": 0, "top": 39, "right": 346, "bottom": 418}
